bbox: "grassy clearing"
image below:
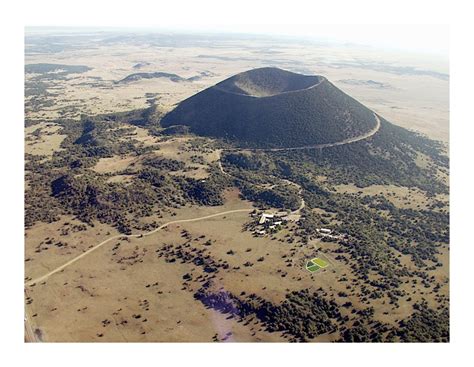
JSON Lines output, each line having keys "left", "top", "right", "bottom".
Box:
{"left": 333, "top": 183, "right": 445, "bottom": 210}
{"left": 92, "top": 155, "right": 139, "bottom": 174}
{"left": 312, "top": 258, "right": 328, "bottom": 268}
{"left": 307, "top": 264, "right": 320, "bottom": 272}
{"left": 25, "top": 123, "right": 67, "bottom": 157}
{"left": 305, "top": 255, "right": 329, "bottom": 273}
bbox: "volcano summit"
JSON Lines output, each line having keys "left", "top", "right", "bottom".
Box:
{"left": 161, "top": 67, "right": 379, "bottom": 148}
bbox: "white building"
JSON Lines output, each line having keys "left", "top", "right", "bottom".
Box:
{"left": 259, "top": 213, "right": 274, "bottom": 225}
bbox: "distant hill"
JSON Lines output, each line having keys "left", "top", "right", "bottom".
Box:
{"left": 116, "top": 72, "right": 186, "bottom": 84}
{"left": 132, "top": 62, "right": 151, "bottom": 69}
{"left": 337, "top": 79, "right": 394, "bottom": 89}
{"left": 161, "top": 67, "right": 378, "bottom": 148}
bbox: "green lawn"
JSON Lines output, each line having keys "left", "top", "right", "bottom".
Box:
{"left": 311, "top": 257, "right": 328, "bottom": 268}
{"left": 306, "top": 264, "right": 320, "bottom": 272}
{"left": 305, "top": 256, "right": 329, "bottom": 273}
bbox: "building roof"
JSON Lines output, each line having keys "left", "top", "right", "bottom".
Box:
{"left": 259, "top": 213, "right": 274, "bottom": 224}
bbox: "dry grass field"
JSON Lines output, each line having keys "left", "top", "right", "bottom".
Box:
{"left": 25, "top": 123, "right": 67, "bottom": 158}
{"left": 333, "top": 184, "right": 449, "bottom": 211}
{"left": 25, "top": 193, "right": 289, "bottom": 342}
{"left": 25, "top": 189, "right": 447, "bottom": 341}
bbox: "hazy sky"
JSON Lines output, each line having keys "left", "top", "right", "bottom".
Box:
{"left": 172, "top": 24, "right": 449, "bottom": 57}
{"left": 22, "top": 0, "right": 450, "bottom": 57}
{"left": 26, "top": 24, "right": 448, "bottom": 59}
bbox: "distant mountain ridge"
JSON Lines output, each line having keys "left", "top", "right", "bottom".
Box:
{"left": 115, "top": 72, "right": 186, "bottom": 84}
{"left": 161, "top": 67, "right": 378, "bottom": 148}
{"left": 116, "top": 71, "right": 213, "bottom": 84}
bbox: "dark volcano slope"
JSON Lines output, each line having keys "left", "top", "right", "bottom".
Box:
{"left": 161, "top": 67, "right": 378, "bottom": 148}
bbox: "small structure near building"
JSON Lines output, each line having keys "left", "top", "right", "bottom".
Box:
{"left": 315, "top": 227, "right": 342, "bottom": 240}
{"left": 259, "top": 213, "right": 274, "bottom": 225}
{"left": 252, "top": 211, "right": 291, "bottom": 236}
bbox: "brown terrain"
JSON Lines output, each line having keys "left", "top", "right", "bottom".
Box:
{"left": 25, "top": 30, "right": 449, "bottom": 342}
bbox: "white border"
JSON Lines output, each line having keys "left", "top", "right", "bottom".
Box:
{"left": 2, "top": 0, "right": 472, "bottom": 366}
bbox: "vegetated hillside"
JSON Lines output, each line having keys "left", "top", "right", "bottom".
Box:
{"left": 116, "top": 72, "right": 186, "bottom": 84}
{"left": 132, "top": 62, "right": 151, "bottom": 69}
{"left": 24, "top": 108, "right": 230, "bottom": 233}
{"left": 269, "top": 116, "right": 449, "bottom": 194}
{"left": 161, "top": 67, "right": 378, "bottom": 148}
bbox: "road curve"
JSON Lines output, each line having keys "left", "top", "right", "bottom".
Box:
{"left": 224, "top": 113, "right": 381, "bottom": 153}
{"left": 25, "top": 208, "right": 253, "bottom": 287}
{"left": 217, "top": 114, "right": 380, "bottom": 212}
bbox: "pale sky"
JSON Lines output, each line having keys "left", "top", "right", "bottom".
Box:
{"left": 171, "top": 24, "right": 449, "bottom": 57}
{"left": 27, "top": 24, "right": 449, "bottom": 59}
{"left": 22, "top": 0, "right": 449, "bottom": 58}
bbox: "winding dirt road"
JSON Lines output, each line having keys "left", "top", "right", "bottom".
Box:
{"left": 25, "top": 209, "right": 256, "bottom": 341}
{"left": 25, "top": 208, "right": 253, "bottom": 287}
{"left": 235, "top": 113, "right": 381, "bottom": 152}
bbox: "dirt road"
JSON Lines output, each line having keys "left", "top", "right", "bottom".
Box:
{"left": 24, "top": 289, "right": 41, "bottom": 342}
{"left": 25, "top": 208, "right": 253, "bottom": 287}
{"left": 216, "top": 114, "right": 380, "bottom": 212}
{"left": 224, "top": 113, "right": 381, "bottom": 153}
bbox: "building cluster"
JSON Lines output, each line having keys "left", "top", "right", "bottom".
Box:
{"left": 250, "top": 210, "right": 342, "bottom": 240}
{"left": 315, "top": 228, "right": 341, "bottom": 240}
{"left": 251, "top": 211, "right": 300, "bottom": 236}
